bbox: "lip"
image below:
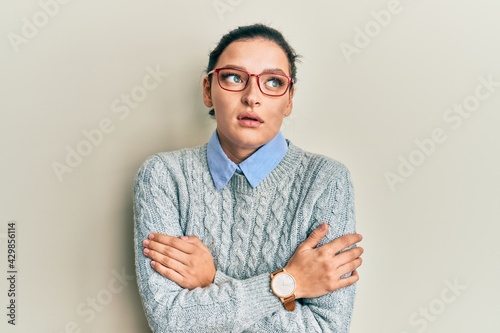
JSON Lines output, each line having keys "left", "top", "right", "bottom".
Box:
{"left": 237, "top": 112, "right": 263, "bottom": 128}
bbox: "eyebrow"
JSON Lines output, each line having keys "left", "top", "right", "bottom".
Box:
{"left": 220, "top": 64, "right": 289, "bottom": 76}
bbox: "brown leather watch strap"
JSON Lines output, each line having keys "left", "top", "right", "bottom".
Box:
{"left": 282, "top": 295, "right": 296, "bottom": 311}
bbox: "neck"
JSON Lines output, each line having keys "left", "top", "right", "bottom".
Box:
{"left": 221, "top": 144, "right": 257, "bottom": 164}
{"left": 216, "top": 131, "right": 259, "bottom": 164}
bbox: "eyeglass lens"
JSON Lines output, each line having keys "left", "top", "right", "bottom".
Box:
{"left": 217, "top": 68, "right": 290, "bottom": 96}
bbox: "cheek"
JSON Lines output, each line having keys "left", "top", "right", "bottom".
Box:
{"left": 212, "top": 90, "right": 237, "bottom": 112}
{"left": 270, "top": 116, "right": 285, "bottom": 129}
{"left": 269, "top": 102, "right": 289, "bottom": 123}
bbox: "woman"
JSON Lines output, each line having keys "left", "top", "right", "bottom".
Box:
{"left": 134, "top": 23, "right": 363, "bottom": 332}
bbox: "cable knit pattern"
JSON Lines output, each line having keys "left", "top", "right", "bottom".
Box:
{"left": 134, "top": 142, "right": 357, "bottom": 333}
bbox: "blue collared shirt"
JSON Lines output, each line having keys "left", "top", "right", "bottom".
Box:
{"left": 207, "top": 131, "right": 288, "bottom": 190}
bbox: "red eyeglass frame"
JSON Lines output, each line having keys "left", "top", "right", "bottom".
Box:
{"left": 207, "top": 67, "right": 294, "bottom": 97}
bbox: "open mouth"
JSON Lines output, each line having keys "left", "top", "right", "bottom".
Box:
{"left": 237, "top": 112, "right": 263, "bottom": 128}
{"left": 237, "top": 112, "right": 263, "bottom": 123}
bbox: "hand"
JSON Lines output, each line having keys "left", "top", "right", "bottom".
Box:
{"left": 142, "top": 233, "right": 216, "bottom": 290}
{"left": 285, "top": 223, "right": 363, "bottom": 299}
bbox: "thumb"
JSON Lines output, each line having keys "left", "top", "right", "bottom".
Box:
{"left": 180, "top": 235, "right": 207, "bottom": 249}
{"left": 302, "top": 223, "right": 328, "bottom": 249}
{"left": 179, "top": 235, "right": 199, "bottom": 243}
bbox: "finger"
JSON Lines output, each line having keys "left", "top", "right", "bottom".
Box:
{"left": 148, "top": 233, "right": 195, "bottom": 254}
{"left": 301, "top": 223, "right": 329, "bottom": 249}
{"left": 181, "top": 236, "right": 214, "bottom": 255}
{"left": 150, "top": 260, "right": 185, "bottom": 285}
{"left": 336, "top": 258, "right": 363, "bottom": 278}
{"left": 336, "top": 270, "right": 360, "bottom": 289}
{"left": 144, "top": 240, "right": 191, "bottom": 265}
{"left": 329, "top": 247, "right": 363, "bottom": 270}
{"left": 322, "top": 233, "right": 363, "bottom": 255}
{"left": 333, "top": 246, "right": 364, "bottom": 264}
{"left": 145, "top": 248, "right": 187, "bottom": 274}
{"left": 180, "top": 235, "right": 203, "bottom": 246}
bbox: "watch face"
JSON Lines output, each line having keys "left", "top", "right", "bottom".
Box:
{"left": 271, "top": 273, "right": 295, "bottom": 297}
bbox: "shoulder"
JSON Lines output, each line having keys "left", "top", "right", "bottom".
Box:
{"left": 288, "top": 141, "right": 352, "bottom": 184}
{"left": 139, "top": 144, "right": 206, "bottom": 168}
{"left": 135, "top": 144, "right": 207, "bottom": 180}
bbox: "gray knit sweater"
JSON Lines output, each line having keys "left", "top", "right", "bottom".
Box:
{"left": 134, "top": 141, "right": 356, "bottom": 333}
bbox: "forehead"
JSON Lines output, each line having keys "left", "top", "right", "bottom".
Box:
{"left": 215, "top": 39, "right": 290, "bottom": 74}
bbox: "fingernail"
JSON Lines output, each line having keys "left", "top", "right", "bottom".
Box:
{"left": 320, "top": 223, "right": 327, "bottom": 231}
{"left": 142, "top": 240, "right": 149, "bottom": 246}
{"left": 148, "top": 233, "right": 155, "bottom": 240}
{"left": 180, "top": 236, "right": 188, "bottom": 241}
{"left": 150, "top": 261, "right": 156, "bottom": 267}
{"left": 143, "top": 248, "right": 150, "bottom": 255}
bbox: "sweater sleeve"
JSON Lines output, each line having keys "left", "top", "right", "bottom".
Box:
{"left": 247, "top": 165, "right": 357, "bottom": 333}
{"left": 133, "top": 155, "right": 283, "bottom": 333}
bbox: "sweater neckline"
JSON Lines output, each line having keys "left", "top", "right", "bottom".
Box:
{"left": 204, "top": 141, "right": 303, "bottom": 194}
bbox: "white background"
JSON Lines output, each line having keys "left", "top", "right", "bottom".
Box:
{"left": 1, "top": 0, "right": 499, "bottom": 332}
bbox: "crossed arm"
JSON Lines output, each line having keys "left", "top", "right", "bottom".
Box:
{"left": 134, "top": 156, "right": 363, "bottom": 332}
{"left": 143, "top": 224, "right": 363, "bottom": 299}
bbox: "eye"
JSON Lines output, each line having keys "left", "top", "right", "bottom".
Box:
{"left": 264, "top": 76, "right": 286, "bottom": 89}
{"left": 220, "top": 72, "right": 244, "bottom": 84}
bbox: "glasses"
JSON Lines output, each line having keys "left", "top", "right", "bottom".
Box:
{"left": 207, "top": 67, "right": 294, "bottom": 97}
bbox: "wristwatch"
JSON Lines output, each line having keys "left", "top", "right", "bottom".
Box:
{"left": 270, "top": 268, "right": 296, "bottom": 311}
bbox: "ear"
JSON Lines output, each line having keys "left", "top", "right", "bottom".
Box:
{"left": 284, "top": 86, "right": 294, "bottom": 117}
{"left": 203, "top": 76, "right": 213, "bottom": 108}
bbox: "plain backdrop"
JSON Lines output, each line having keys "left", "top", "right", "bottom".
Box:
{"left": 1, "top": 0, "right": 499, "bottom": 332}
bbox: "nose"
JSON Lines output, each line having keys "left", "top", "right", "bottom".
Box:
{"left": 241, "top": 75, "right": 261, "bottom": 107}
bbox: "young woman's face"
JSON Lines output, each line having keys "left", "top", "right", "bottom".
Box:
{"left": 203, "top": 39, "right": 294, "bottom": 161}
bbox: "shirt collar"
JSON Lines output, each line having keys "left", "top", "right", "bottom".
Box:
{"left": 207, "top": 130, "right": 288, "bottom": 190}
